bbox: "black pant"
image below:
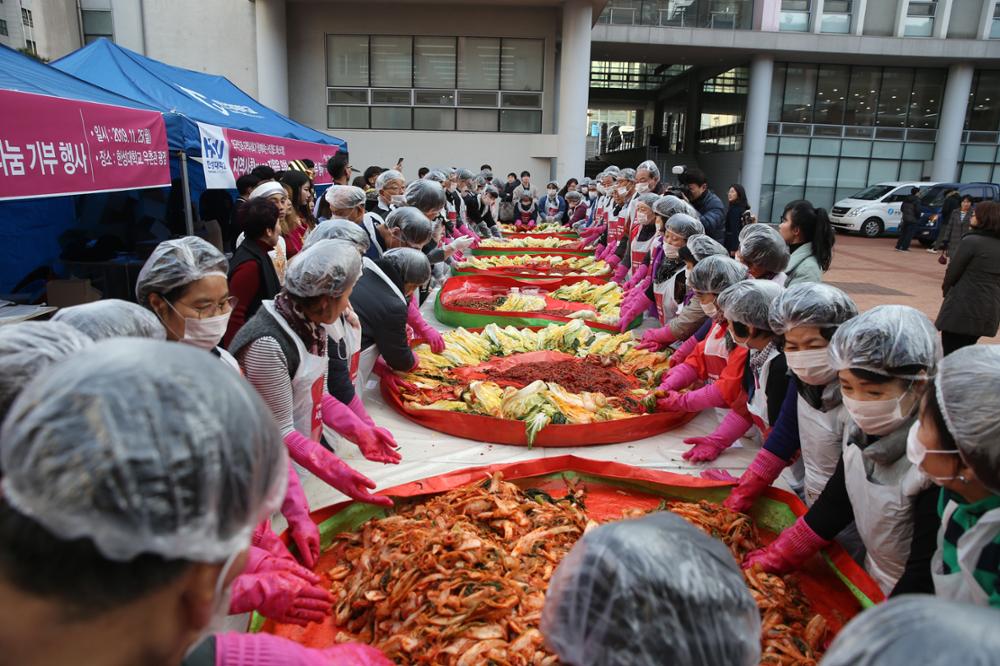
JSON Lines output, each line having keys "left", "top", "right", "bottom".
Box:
{"left": 941, "top": 330, "right": 979, "bottom": 355}
{"left": 896, "top": 221, "right": 918, "bottom": 250}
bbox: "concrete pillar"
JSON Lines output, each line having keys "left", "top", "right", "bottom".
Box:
{"left": 255, "top": 0, "right": 289, "bottom": 115}
{"left": 741, "top": 55, "right": 774, "bottom": 213}
{"left": 933, "top": 0, "right": 954, "bottom": 37}
{"left": 978, "top": 0, "right": 997, "bottom": 39}
{"left": 852, "top": 0, "right": 868, "bottom": 35}
{"left": 894, "top": 0, "right": 910, "bottom": 37}
{"left": 809, "top": 0, "right": 825, "bottom": 33}
{"left": 932, "top": 63, "right": 975, "bottom": 182}
{"left": 555, "top": 0, "right": 592, "bottom": 182}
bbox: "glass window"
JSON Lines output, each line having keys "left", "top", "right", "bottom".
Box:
{"left": 779, "top": 137, "right": 810, "bottom": 154}
{"left": 500, "top": 39, "right": 543, "bottom": 91}
{"left": 907, "top": 68, "right": 945, "bottom": 129}
{"left": 960, "top": 163, "right": 992, "bottom": 182}
{"left": 781, "top": 65, "right": 818, "bottom": 123}
{"left": 820, "top": 0, "right": 852, "bottom": 33}
{"left": 328, "top": 106, "right": 368, "bottom": 129}
{"left": 779, "top": 0, "right": 811, "bottom": 32}
{"left": 807, "top": 156, "right": 838, "bottom": 186}
{"left": 775, "top": 155, "right": 808, "bottom": 185}
{"left": 414, "top": 37, "right": 456, "bottom": 89}
{"left": 327, "top": 35, "right": 369, "bottom": 87}
{"left": 769, "top": 64, "right": 787, "bottom": 122}
{"left": 371, "top": 36, "right": 412, "bottom": 88}
{"left": 896, "top": 160, "right": 919, "bottom": 181}
{"left": 371, "top": 89, "right": 411, "bottom": 105}
{"left": 414, "top": 108, "right": 456, "bottom": 131}
{"left": 810, "top": 138, "right": 841, "bottom": 155}
{"left": 0, "top": 20, "right": 7, "bottom": 37}
{"left": 872, "top": 141, "right": 903, "bottom": 159}
{"left": 837, "top": 158, "right": 869, "bottom": 188}
{"left": 762, "top": 154, "right": 777, "bottom": 184}
{"left": 21, "top": 8, "right": 32, "bottom": 26}
{"left": 876, "top": 68, "right": 913, "bottom": 127}
{"left": 964, "top": 144, "right": 997, "bottom": 162}
{"left": 370, "top": 106, "right": 412, "bottom": 129}
{"left": 500, "top": 109, "right": 542, "bottom": 133}
{"left": 867, "top": 160, "right": 899, "bottom": 183}
{"left": 992, "top": 4, "right": 1000, "bottom": 39}
{"left": 968, "top": 70, "right": 1000, "bottom": 132}
{"left": 328, "top": 89, "right": 368, "bottom": 104}
{"left": 82, "top": 10, "right": 113, "bottom": 41}
{"left": 413, "top": 90, "right": 455, "bottom": 106}
{"left": 458, "top": 91, "right": 498, "bottom": 107}
{"left": 457, "top": 109, "right": 499, "bottom": 131}
{"left": 845, "top": 66, "right": 880, "bottom": 126}
{"left": 501, "top": 92, "right": 542, "bottom": 108}
{"left": 814, "top": 65, "right": 849, "bottom": 125}
{"left": 903, "top": 142, "right": 934, "bottom": 160}
{"left": 458, "top": 37, "right": 500, "bottom": 89}
{"left": 904, "top": 1, "right": 935, "bottom": 37}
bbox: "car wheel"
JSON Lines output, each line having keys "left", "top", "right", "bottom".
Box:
{"left": 861, "top": 218, "right": 884, "bottom": 238}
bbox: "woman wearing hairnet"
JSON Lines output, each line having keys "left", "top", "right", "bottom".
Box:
{"left": 736, "top": 223, "right": 790, "bottom": 285}
{"left": 403, "top": 179, "right": 473, "bottom": 261}
{"left": 368, "top": 169, "right": 405, "bottom": 218}
{"left": 608, "top": 192, "right": 659, "bottom": 285}
{"left": 0, "top": 340, "right": 388, "bottom": 666}
{"left": 541, "top": 512, "right": 760, "bottom": 666}
{"left": 538, "top": 180, "right": 568, "bottom": 225}
{"left": 324, "top": 185, "right": 380, "bottom": 261}
{"left": 908, "top": 345, "right": 1000, "bottom": 606}
{"left": 52, "top": 298, "right": 166, "bottom": 340}
{"left": 651, "top": 256, "right": 753, "bottom": 462}
{"left": 595, "top": 168, "right": 637, "bottom": 271}
{"left": 720, "top": 283, "right": 858, "bottom": 512}
{"left": 230, "top": 240, "right": 397, "bottom": 507}
{"left": 744, "top": 305, "right": 942, "bottom": 597}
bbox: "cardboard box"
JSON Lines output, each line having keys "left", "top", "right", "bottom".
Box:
{"left": 46, "top": 279, "right": 102, "bottom": 308}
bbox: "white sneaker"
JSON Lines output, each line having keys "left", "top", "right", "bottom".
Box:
{"left": 926, "top": 248, "right": 937, "bottom": 253}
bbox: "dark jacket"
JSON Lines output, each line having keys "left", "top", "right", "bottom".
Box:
{"left": 901, "top": 195, "right": 920, "bottom": 225}
{"left": 936, "top": 232, "right": 1000, "bottom": 337}
{"left": 225, "top": 239, "right": 281, "bottom": 347}
{"left": 938, "top": 192, "right": 961, "bottom": 233}
{"left": 349, "top": 259, "right": 415, "bottom": 371}
{"left": 537, "top": 194, "right": 568, "bottom": 224}
{"left": 724, "top": 201, "right": 748, "bottom": 252}
{"left": 692, "top": 188, "right": 726, "bottom": 243}
{"left": 934, "top": 208, "right": 972, "bottom": 253}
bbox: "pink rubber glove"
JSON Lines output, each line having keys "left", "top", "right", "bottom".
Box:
{"left": 243, "top": 547, "right": 321, "bottom": 585}
{"left": 658, "top": 384, "right": 725, "bottom": 413}
{"left": 623, "top": 263, "right": 648, "bottom": 291}
{"left": 636, "top": 324, "right": 676, "bottom": 352}
{"left": 283, "top": 431, "right": 394, "bottom": 507}
{"left": 743, "top": 517, "right": 829, "bottom": 574}
{"left": 214, "top": 632, "right": 393, "bottom": 666}
{"left": 619, "top": 293, "right": 653, "bottom": 332}
{"left": 321, "top": 395, "right": 401, "bottom": 464}
{"left": 668, "top": 334, "right": 699, "bottom": 367}
{"left": 701, "top": 469, "right": 738, "bottom": 482}
{"left": 281, "top": 461, "right": 319, "bottom": 568}
{"left": 724, "top": 448, "right": 788, "bottom": 513}
{"left": 612, "top": 263, "right": 629, "bottom": 283}
{"left": 407, "top": 294, "right": 445, "bottom": 353}
{"left": 252, "top": 522, "right": 295, "bottom": 561}
{"left": 581, "top": 224, "right": 604, "bottom": 240}
{"left": 658, "top": 361, "right": 698, "bottom": 392}
{"left": 346, "top": 394, "right": 375, "bottom": 427}
{"left": 229, "top": 571, "right": 332, "bottom": 626}
{"left": 682, "top": 410, "right": 753, "bottom": 463}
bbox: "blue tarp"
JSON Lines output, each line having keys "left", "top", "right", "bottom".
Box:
{"left": 52, "top": 39, "right": 346, "bottom": 156}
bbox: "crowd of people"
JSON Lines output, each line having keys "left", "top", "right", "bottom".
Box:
{"left": 0, "top": 150, "right": 998, "bottom": 666}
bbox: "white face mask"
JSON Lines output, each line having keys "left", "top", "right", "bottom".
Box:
{"left": 390, "top": 194, "right": 406, "bottom": 206}
{"left": 730, "top": 329, "right": 750, "bottom": 349}
{"left": 589, "top": 190, "right": 598, "bottom": 199}
{"left": 785, "top": 348, "right": 838, "bottom": 386}
{"left": 547, "top": 188, "right": 558, "bottom": 197}
{"left": 663, "top": 243, "right": 680, "bottom": 259}
{"left": 842, "top": 391, "right": 914, "bottom": 436}
{"left": 179, "top": 312, "right": 231, "bottom": 351}
{"left": 635, "top": 182, "right": 649, "bottom": 194}
{"left": 617, "top": 186, "right": 628, "bottom": 196}
{"left": 906, "top": 421, "right": 961, "bottom": 481}
{"left": 702, "top": 300, "right": 718, "bottom": 318}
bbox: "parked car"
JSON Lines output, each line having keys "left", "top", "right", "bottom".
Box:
{"left": 913, "top": 182, "right": 1000, "bottom": 246}
{"left": 829, "top": 181, "right": 936, "bottom": 238}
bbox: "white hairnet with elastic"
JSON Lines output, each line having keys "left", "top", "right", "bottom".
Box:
{"left": 828, "top": 305, "right": 940, "bottom": 380}
{"left": 653, "top": 195, "right": 700, "bottom": 221}
{"left": 52, "top": 299, "right": 167, "bottom": 341}
{"left": 636, "top": 160, "right": 660, "bottom": 179}
{"left": 822, "top": 596, "right": 1000, "bottom": 666}
{"left": 404, "top": 179, "right": 446, "bottom": 213}
{"left": 384, "top": 207, "right": 434, "bottom": 247}
{"left": 603, "top": 166, "right": 621, "bottom": 178}
{"left": 324, "top": 185, "right": 366, "bottom": 210}
{"left": 717, "top": 279, "right": 785, "bottom": 332}
{"left": 375, "top": 169, "right": 404, "bottom": 192}
{"left": 738, "top": 224, "right": 790, "bottom": 274}
{"left": 618, "top": 168, "right": 637, "bottom": 182}
{"left": 249, "top": 181, "right": 285, "bottom": 200}
{"left": 0, "top": 321, "right": 93, "bottom": 419}
{"left": 541, "top": 512, "right": 760, "bottom": 666}
{"left": 935, "top": 345, "right": 1000, "bottom": 493}
{"left": 686, "top": 234, "right": 728, "bottom": 262}
{"left": 666, "top": 213, "right": 705, "bottom": 239}
{"left": 382, "top": 247, "right": 431, "bottom": 286}
{"left": 285, "top": 239, "right": 363, "bottom": 298}
{"left": 424, "top": 169, "right": 448, "bottom": 184}
{"left": 135, "top": 237, "right": 228, "bottom": 306}
{"left": 0, "top": 340, "right": 287, "bottom": 563}
{"left": 768, "top": 283, "right": 858, "bottom": 336}
{"left": 688, "top": 255, "right": 750, "bottom": 295}
{"left": 635, "top": 193, "right": 660, "bottom": 211}
{"left": 566, "top": 190, "right": 583, "bottom": 202}
{"left": 456, "top": 168, "right": 475, "bottom": 181}
{"left": 303, "top": 218, "right": 371, "bottom": 254}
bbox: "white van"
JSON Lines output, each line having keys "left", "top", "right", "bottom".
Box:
{"left": 829, "top": 181, "right": 938, "bottom": 238}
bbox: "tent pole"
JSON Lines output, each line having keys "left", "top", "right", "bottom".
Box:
{"left": 179, "top": 151, "right": 194, "bottom": 236}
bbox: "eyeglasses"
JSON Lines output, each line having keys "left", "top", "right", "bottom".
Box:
{"left": 173, "top": 295, "right": 238, "bottom": 320}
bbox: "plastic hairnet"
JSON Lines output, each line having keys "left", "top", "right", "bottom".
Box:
{"left": 935, "top": 345, "right": 1000, "bottom": 493}
{"left": 484, "top": 185, "right": 500, "bottom": 198}
{"left": 636, "top": 160, "right": 660, "bottom": 179}
{"left": 375, "top": 169, "right": 404, "bottom": 191}
{"left": 52, "top": 299, "right": 167, "bottom": 341}
{"left": 424, "top": 169, "right": 448, "bottom": 184}
{"left": 566, "top": 191, "right": 583, "bottom": 202}
{"left": 382, "top": 247, "right": 431, "bottom": 286}
{"left": 604, "top": 166, "right": 621, "bottom": 178}
{"left": 822, "top": 595, "right": 1000, "bottom": 666}
{"left": 284, "top": 239, "right": 363, "bottom": 298}
{"left": 717, "top": 279, "right": 785, "bottom": 331}
{"left": 688, "top": 255, "right": 749, "bottom": 295}
{"left": 653, "top": 195, "right": 700, "bottom": 221}
{"left": 0, "top": 339, "right": 287, "bottom": 563}
{"left": 828, "top": 305, "right": 940, "bottom": 380}
{"left": 0, "top": 321, "right": 92, "bottom": 420}
{"left": 546, "top": 181, "right": 559, "bottom": 189}
{"left": 738, "top": 224, "right": 789, "bottom": 274}
{"left": 635, "top": 193, "right": 660, "bottom": 210}
{"left": 666, "top": 213, "right": 705, "bottom": 238}
{"left": 618, "top": 168, "right": 636, "bottom": 182}
{"left": 135, "top": 236, "right": 228, "bottom": 306}
{"left": 541, "top": 512, "right": 760, "bottom": 666}
{"left": 384, "top": 207, "right": 434, "bottom": 246}
{"left": 456, "top": 168, "right": 475, "bottom": 181}
{"left": 303, "top": 218, "right": 371, "bottom": 254}
{"left": 686, "top": 234, "right": 728, "bottom": 262}
{"left": 324, "top": 185, "right": 366, "bottom": 210}
{"left": 404, "top": 179, "right": 446, "bottom": 212}
{"left": 768, "top": 283, "right": 858, "bottom": 336}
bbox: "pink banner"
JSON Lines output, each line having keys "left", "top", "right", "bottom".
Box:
{"left": 198, "top": 122, "right": 342, "bottom": 189}
{"left": 0, "top": 89, "right": 171, "bottom": 201}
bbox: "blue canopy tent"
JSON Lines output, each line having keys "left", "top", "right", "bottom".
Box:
{"left": 53, "top": 38, "right": 347, "bottom": 233}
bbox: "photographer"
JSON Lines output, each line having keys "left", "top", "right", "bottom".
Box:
{"left": 685, "top": 168, "right": 726, "bottom": 244}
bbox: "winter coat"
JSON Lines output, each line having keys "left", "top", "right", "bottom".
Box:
{"left": 936, "top": 232, "right": 1000, "bottom": 337}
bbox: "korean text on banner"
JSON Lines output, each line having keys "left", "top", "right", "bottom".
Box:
{"left": 197, "top": 122, "right": 341, "bottom": 189}
{"left": 0, "top": 90, "right": 170, "bottom": 201}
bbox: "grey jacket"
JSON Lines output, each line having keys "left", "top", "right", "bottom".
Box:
{"left": 933, "top": 208, "right": 972, "bottom": 253}
{"left": 785, "top": 242, "right": 824, "bottom": 287}
{"left": 936, "top": 232, "right": 1000, "bottom": 337}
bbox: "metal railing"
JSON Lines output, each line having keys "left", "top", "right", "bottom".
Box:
{"left": 597, "top": 1, "right": 755, "bottom": 31}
